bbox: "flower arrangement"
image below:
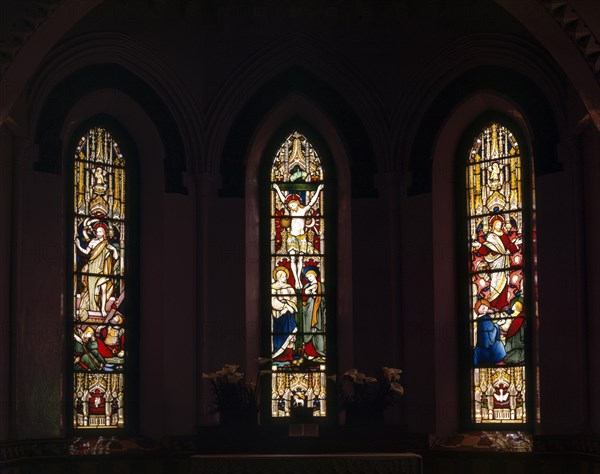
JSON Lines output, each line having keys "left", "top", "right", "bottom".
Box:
{"left": 202, "top": 364, "right": 255, "bottom": 413}
{"left": 339, "top": 367, "right": 404, "bottom": 423}
{"left": 202, "top": 360, "right": 271, "bottom": 425}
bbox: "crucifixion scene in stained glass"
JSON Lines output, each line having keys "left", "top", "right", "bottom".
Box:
{"left": 269, "top": 131, "right": 327, "bottom": 418}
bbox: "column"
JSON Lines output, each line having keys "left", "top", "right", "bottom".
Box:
{"left": 0, "top": 126, "right": 13, "bottom": 440}
{"left": 195, "top": 172, "right": 219, "bottom": 426}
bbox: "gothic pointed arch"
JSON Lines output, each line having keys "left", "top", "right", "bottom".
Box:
{"left": 33, "top": 63, "right": 187, "bottom": 194}
{"left": 407, "top": 65, "right": 562, "bottom": 195}
{"left": 461, "top": 116, "right": 535, "bottom": 427}
{"left": 68, "top": 114, "right": 140, "bottom": 432}
{"left": 264, "top": 126, "right": 333, "bottom": 418}
{"left": 423, "top": 92, "right": 540, "bottom": 435}
{"left": 207, "top": 32, "right": 387, "bottom": 180}
{"left": 243, "top": 95, "right": 353, "bottom": 416}
{"left": 220, "top": 67, "right": 377, "bottom": 197}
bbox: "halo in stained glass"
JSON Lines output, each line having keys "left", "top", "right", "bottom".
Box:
{"left": 269, "top": 131, "right": 327, "bottom": 418}
{"left": 467, "top": 123, "right": 528, "bottom": 424}
{"left": 72, "top": 127, "right": 127, "bottom": 429}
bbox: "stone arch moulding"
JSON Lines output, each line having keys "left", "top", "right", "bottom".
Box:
{"left": 207, "top": 33, "right": 385, "bottom": 193}
{"left": 28, "top": 32, "right": 205, "bottom": 193}
{"left": 61, "top": 90, "right": 190, "bottom": 437}
{"left": 244, "top": 92, "right": 353, "bottom": 384}
{"left": 60, "top": 89, "right": 164, "bottom": 178}
{"left": 32, "top": 63, "right": 186, "bottom": 194}
{"left": 429, "top": 92, "right": 532, "bottom": 436}
{"left": 393, "top": 34, "right": 566, "bottom": 188}
{"left": 495, "top": 0, "right": 600, "bottom": 131}
{"left": 65, "top": 111, "right": 141, "bottom": 435}
{"left": 0, "top": 0, "right": 103, "bottom": 124}
{"left": 407, "top": 65, "right": 562, "bottom": 195}
{"left": 218, "top": 65, "right": 379, "bottom": 198}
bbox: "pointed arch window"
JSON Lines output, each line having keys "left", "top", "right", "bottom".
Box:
{"left": 466, "top": 122, "right": 534, "bottom": 425}
{"left": 72, "top": 127, "right": 128, "bottom": 429}
{"left": 268, "top": 131, "right": 328, "bottom": 418}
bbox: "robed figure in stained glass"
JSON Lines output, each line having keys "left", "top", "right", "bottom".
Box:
{"left": 302, "top": 267, "right": 325, "bottom": 361}
{"left": 472, "top": 214, "right": 522, "bottom": 311}
{"left": 74, "top": 326, "right": 106, "bottom": 371}
{"left": 75, "top": 222, "right": 119, "bottom": 320}
{"left": 269, "top": 131, "right": 328, "bottom": 417}
{"left": 500, "top": 297, "right": 525, "bottom": 364}
{"left": 271, "top": 267, "right": 299, "bottom": 362}
{"left": 466, "top": 122, "right": 530, "bottom": 424}
{"left": 72, "top": 127, "right": 127, "bottom": 429}
{"left": 473, "top": 299, "right": 506, "bottom": 365}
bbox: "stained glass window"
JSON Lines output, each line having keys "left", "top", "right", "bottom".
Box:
{"left": 467, "top": 123, "right": 529, "bottom": 424}
{"left": 72, "top": 127, "right": 126, "bottom": 429}
{"left": 269, "top": 131, "right": 327, "bottom": 418}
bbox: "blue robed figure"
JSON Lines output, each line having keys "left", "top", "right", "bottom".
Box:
{"left": 271, "top": 267, "right": 298, "bottom": 362}
{"left": 473, "top": 300, "right": 506, "bottom": 366}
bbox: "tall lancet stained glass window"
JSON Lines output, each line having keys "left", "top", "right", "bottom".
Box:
{"left": 73, "top": 127, "right": 126, "bottom": 429}
{"left": 270, "top": 131, "right": 327, "bottom": 418}
{"left": 467, "top": 123, "right": 530, "bottom": 424}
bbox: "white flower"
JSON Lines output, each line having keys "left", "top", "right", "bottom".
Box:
{"left": 344, "top": 368, "right": 359, "bottom": 378}
{"left": 353, "top": 372, "right": 367, "bottom": 384}
{"left": 382, "top": 367, "right": 403, "bottom": 382}
{"left": 222, "top": 364, "right": 240, "bottom": 374}
{"left": 390, "top": 382, "right": 404, "bottom": 396}
{"left": 226, "top": 373, "right": 244, "bottom": 384}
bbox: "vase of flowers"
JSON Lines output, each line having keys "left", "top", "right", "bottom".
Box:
{"left": 340, "top": 367, "right": 404, "bottom": 426}
{"left": 202, "top": 364, "right": 260, "bottom": 426}
{"left": 202, "top": 360, "right": 272, "bottom": 426}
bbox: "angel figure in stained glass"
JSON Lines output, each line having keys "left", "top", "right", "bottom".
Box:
{"left": 76, "top": 222, "right": 119, "bottom": 320}
{"left": 273, "top": 183, "right": 324, "bottom": 289}
{"left": 93, "top": 167, "right": 108, "bottom": 195}
{"left": 487, "top": 162, "right": 504, "bottom": 190}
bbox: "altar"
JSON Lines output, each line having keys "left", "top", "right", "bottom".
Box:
{"left": 190, "top": 453, "right": 423, "bottom": 474}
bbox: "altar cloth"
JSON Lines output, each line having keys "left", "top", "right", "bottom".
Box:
{"left": 191, "top": 452, "right": 422, "bottom": 474}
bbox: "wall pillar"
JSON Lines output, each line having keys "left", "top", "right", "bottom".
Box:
{"left": 580, "top": 123, "right": 600, "bottom": 434}
{"left": 377, "top": 172, "right": 404, "bottom": 366}
{"left": 195, "top": 172, "right": 219, "bottom": 426}
{"left": 11, "top": 137, "right": 63, "bottom": 439}
{"left": 0, "top": 126, "right": 13, "bottom": 440}
{"left": 377, "top": 171, "right": 404, "bottom": 424}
